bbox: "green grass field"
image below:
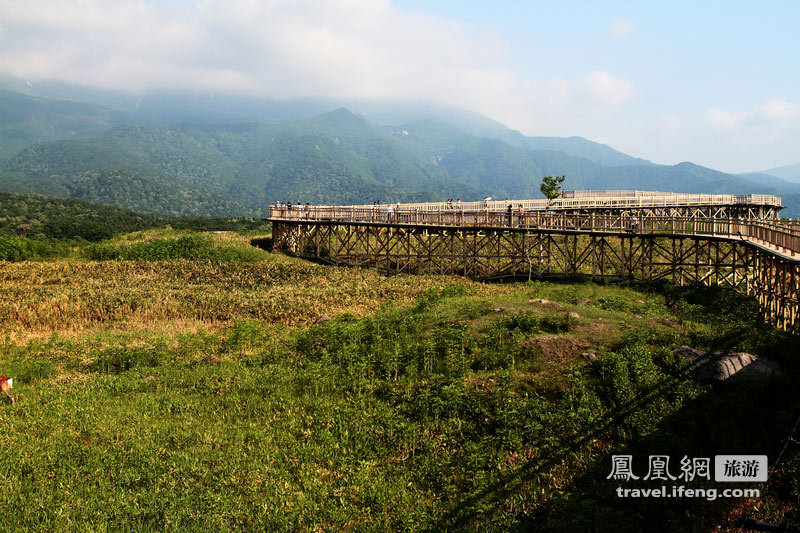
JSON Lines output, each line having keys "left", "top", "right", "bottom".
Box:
{"left": 0, "top": 230, "right": 798, "bottom": 531}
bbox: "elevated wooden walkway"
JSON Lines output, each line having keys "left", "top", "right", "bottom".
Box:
{"left": 272, "top": 191, "right": 784, "bottom": 221}
{"left": 269, "top": 191, "right": 799, "bottom": 331}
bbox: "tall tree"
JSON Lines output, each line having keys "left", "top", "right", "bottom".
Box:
{"left": 540, "top": 175, "right": 566, "bottom": 205}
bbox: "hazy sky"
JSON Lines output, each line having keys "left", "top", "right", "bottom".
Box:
{"left": 0, "top": 0, "right": 797, "bottom": 172}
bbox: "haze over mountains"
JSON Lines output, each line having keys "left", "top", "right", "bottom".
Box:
{"left": 759, "top": 163, "right": 800, "bottom": 184}
{"left": 1, "top": 79, "right": 799, "bottom": 217}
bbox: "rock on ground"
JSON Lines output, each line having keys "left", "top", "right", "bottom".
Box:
{"left": 673, "top": 345, "right": 780, "bottom": 383}
{"left": 529, "top": 299, "right": 565, "bottom": 309}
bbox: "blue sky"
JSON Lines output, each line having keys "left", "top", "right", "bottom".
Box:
{"left": 393, "top": 1, "right": 800, "bottom": 172}
{"left": 396, "top": 1, "right": 798, "bottom": 97}
{"left": 0, "top": 0, "right": 797, "bottom": 173}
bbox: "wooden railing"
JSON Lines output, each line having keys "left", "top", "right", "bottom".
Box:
{"left": 271, "top": 192, "right": 782, "bottom": 216}
{"left": 269, "top": 206, "right": 800, "bottom": 258}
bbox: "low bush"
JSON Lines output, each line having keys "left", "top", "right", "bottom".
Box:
{"left": 89, "top": 347, "right": 164, "bottom": 374}
{"left": 0, "top": 234, "right": 66, "bottom": 261}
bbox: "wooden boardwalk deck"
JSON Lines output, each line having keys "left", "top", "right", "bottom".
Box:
{"left": 268, "top": 191, "right": 799, "bottom": 331}
{"left": 274, "top": 190, "right": 783, "bottom": 211}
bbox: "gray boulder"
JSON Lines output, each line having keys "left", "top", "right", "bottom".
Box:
{"left": 673, "top": 345, "right": 780, "bottom": 383}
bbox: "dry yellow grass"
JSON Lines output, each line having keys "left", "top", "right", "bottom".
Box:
{"left": 0, "top": 250, "right": 503, "bottom": 341}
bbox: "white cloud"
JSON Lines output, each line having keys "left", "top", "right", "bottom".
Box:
{"left": 616, "top": 99, "right": 800, "bottom": 172}
{"left": 707, "top": 107, "right": 744, "bottom": 129}
{"left": 0, "top": 0, "right": 636, "bottom": 137}
{"left": 0, "top": 0, "right": 513, "bottom": 100}
{"left": 584, "top": 71, "right": 635, "bottom": 107}
{"left": 609, "top": 19, "right": 636, "bottom": 39}
{"left": 761, "top": 99, "right": 800, "bottom": 122}
{"left": 708, "top": 99, "right": 800, "bottom": 131}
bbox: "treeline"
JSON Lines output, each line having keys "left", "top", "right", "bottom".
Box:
{"left": 0, "top": 192, "right": 269, "bottom": 243}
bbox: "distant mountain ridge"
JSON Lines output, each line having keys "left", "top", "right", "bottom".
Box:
{"left": 0, "top": 80, "right": 799, "bottom": 217}
{"left": 0, "top": 79, "right": 653, "bottom": 168}
{"left": 760, "top": 163, "right": 800, "bottom": 183}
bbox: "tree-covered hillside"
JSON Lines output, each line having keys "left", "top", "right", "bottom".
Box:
{"left": 1, "top": 85, "right": 798, "bottom": 217}
{"left": 0, "top": 81, "right": 657, "bottom": 167}
{"left": 0, "top": 193, "right": 266, "bottom": 242}
{"left": 0, "top": 90, "right": 127, "bottom": 160}
{"left": 0, "top": 110, "right": 490, "bottom": 214}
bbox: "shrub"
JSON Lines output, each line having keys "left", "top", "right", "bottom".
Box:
{"left": 0, "top": 234, "right": 64, "bottom": 261}
{"left": 501, "top": 311, "right": 540, "bottom": 334}
{"left": 90, "top": 347, "right": 163, "bottom": 374}
{"left": 0, "top": 359, "right": 55, "bottom": 384}
{"left": 596, "top": 296, "right": 632, "bottom": 313}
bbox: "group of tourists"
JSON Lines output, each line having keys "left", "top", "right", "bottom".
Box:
{"left": 276, "top": 201, "right": 313, "bottom": 219}
{"left": 505, "top": 199, "right": 527, "bottom": 227}
{"left": 273, "top": 198, "right": 644, "bottom": 233}
{"left": 368, "top": 200, "right": 400, "bottom": 223}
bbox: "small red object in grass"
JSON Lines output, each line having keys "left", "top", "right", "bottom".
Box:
{"left": 0, "top": 376, "right": 14, "bottom": 404}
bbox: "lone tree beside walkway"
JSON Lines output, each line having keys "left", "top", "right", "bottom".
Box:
{"left": 540, "top": 175, "right": 566, "bottom": 205}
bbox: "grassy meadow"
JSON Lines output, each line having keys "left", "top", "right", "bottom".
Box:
{"left": 0, "top": 229, "right": 798, "bottom": 531}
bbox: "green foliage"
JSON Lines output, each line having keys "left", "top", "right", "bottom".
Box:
{"left": 0, "top": 234, "right": 42, "bottom": 261}
{"left": 413, "top": 284, "right": 468, "bottom": 312}
{"left": 596, "top": 295, "right": 633, "bottom": 312}
{"left": 0, "top": 248, "right": 798, "bottom": 530}
{"left": 660, "top": 282, "right": 774, "bottom": 353}
{"left": 0, "top": 234, "right": 66, "bottom": 261}
{"left": 540, "top": 174, "right": 566, "bottom": 201}
{"left": 90, "top": 347, "right": 164, "bottom": 374}
{"left": 0, "top": 192, "right": 269, "bottom": 242}
{"left": 501, "top": 310, "right": 574, "bottom": 334}
{"left": 0, "top": 358, "right": 54, "bottom": 384}
{"left": 226, "top": 320, "right": 263, "bottom": 352}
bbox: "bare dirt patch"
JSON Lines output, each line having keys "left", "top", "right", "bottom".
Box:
{"left": 522, "top": 334, "right": 591, "bottom": 366}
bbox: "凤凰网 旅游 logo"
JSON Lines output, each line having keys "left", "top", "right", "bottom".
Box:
{"left": 608, "top": 454, "right": 767, "bottom": 482}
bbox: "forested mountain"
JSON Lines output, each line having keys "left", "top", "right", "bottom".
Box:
{"left": 0, "top": 89, "right": 127, "bottom": 160}
{"left": 0, "top": 110, "right": 488, "bottom": 214}
{"left": 0, "top": 81, "right": 655, "bottom": 166}
{"left": 1, "top": 83, "right": 798, "bottom": 217}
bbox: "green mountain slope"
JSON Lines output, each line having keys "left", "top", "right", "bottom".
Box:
{"left": 0, "top": 110, "right": 487, "bottom": 214}
{"left": 0, "top": 90, "right": 127, "bottom": 160}
{"left": 0, "top": 82, "right": 653, "bottom": 168}
{"left": 393, "top": 122, "right": 799, "bottom": 200}
{"left": 1, "top": 97, "right": 797, "bottom": 217}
